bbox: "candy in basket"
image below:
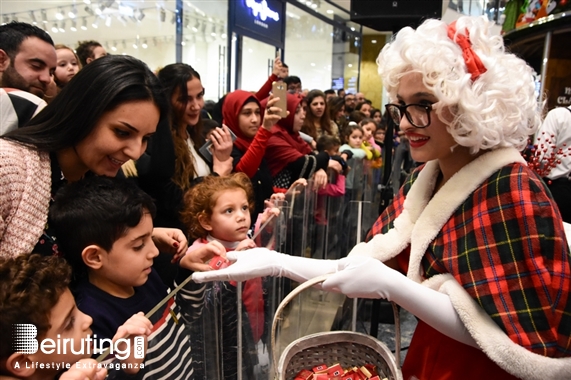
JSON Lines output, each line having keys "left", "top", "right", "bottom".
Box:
{"left": 271, "top": 274, "right": 403, "bottom": 380}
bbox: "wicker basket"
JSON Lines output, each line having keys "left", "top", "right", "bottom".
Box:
{"left": 271, "top": 274, "right": 403, "bottom": 380}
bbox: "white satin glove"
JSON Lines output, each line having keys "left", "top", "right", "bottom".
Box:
{"left": 321, "top": 255, "right": 478, "bottom": 348}
{"left": 191, "top": 247, "right": 341, "bottom": 283}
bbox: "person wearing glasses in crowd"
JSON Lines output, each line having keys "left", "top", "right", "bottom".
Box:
{"left": 344, "top": 93, "right": 357, "bottom": 117}
{"left": 193, "top": 16, "right": 571, "bottom": 380}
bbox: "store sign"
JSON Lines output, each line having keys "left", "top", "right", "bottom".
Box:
{"left": 245, "top": 0, "right": 280, "bottom": 22}
{"left": 234, "top": 0, "right": 284, "bottom": 47}
{"left": 556, "top": 85, "right": 571, "bottom": 106}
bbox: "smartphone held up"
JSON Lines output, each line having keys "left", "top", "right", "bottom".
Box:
{"left": 271, "top": 81, "right": 288, "bottom": 118}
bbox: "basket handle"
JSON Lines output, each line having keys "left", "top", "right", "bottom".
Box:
{"left": 270, "top": 273, "right": 401, "bottom": 372}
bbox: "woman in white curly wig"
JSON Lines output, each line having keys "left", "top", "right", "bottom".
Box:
{"left": 192, "top": 16, "right": 571, "bottom": 379}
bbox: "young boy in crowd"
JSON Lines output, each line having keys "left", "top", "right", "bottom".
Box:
{"left": 49, "top": 176, "right": 219, "bottom": 380}
{"left": 0, "top": 254, "right": 151, "bottom": 380}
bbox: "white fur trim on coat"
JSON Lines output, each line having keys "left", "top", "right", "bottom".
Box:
{"left": 349, "top": 147, "right": 571, "bottom": 378}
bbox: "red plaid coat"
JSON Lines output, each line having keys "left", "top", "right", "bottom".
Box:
{"left": 368, "top": 162, "right": 571, "bottom": 357}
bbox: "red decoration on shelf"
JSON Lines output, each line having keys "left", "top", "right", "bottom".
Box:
{"left": 522, "top": 132, "right": 570, "bottom": 181}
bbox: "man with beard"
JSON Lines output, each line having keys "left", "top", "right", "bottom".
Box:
{"left": 0, "top": 22, "right": 56, "bottom": 134}
{"left": 344, "top": 92, "right": 356, "bottom": 118}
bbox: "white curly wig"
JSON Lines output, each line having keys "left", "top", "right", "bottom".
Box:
{"left": 377, "top": 16, "right": 541, "bottom": 153}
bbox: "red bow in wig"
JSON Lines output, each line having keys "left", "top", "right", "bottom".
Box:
{"left": 447, "top": 21, "right": 487, "bottom": 81}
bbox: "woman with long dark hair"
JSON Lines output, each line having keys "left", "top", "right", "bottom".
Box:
{"left": 157, "top": 63, "right": 233, "bottom": 192}
{"left": 301, "top": 89, "right": 338, "bottom": 140}
{"left": 327, "top": 95, "right": 346, "bottom": 133}
{"left": 0, "top": 55, "right": 185, "bottom": 258}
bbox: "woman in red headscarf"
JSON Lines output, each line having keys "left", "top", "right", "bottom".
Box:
{"left": 222, "top": 90, "right": 282, "bottom": 215}
{"left": 264, "top": 93, "right": 337, "bottom": 190}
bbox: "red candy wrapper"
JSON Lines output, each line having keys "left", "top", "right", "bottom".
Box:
{"left": 294, "top": 369, "right": 313, "bottom": 380}
{"left": 364, "top": 364, "right": 378, "bottom": 377}
{"left": 312, "top": 364, "right": 328, "bottom": 373}
{"left": 208, "top": 255, "right": 229, "bottom": 270}
{"left": 327, "top": 364, "right": 344, "bottom": 377}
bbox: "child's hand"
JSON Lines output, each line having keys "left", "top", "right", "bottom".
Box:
{"left": 288, "top": 178, "right": 307, "bottom": 191}
{"left": 180, "top": 241, "right": 227, "bottom": 272}
{"left": 285, "top": 178, "right": 308, "bottom": 196}
{"left": 267, "top": 192, "right": 285, "bottom": 207}
{"left": 236, "top": 238, "right": 256, "bottom": 251}
{"left": 152, "top": 228, "right": 188, "bottom": 262}
{"left": 260, "top": 207, "right": 280, "bottom": 226}
{"left": 113, "top": 312, "right": 152, "bottom": 374}
{"left": 60, "top": 359, "right": 107, "bottom": 380}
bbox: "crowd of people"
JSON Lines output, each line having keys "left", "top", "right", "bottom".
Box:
{"left": 1, "top": 14, "right": 570, "bottom": 380}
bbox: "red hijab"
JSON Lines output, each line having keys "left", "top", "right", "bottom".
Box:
{"left": 222, "top": 90, "right": 260, "bottom": 152}
{"left": 263, "top": 93, "right": 312, "bottom": 176}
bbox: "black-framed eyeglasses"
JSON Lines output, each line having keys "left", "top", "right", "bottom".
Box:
{"left": 385, "top": 103, "right": 433, "bottom": 128}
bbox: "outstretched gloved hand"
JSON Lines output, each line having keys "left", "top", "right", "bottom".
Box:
{"left": 191, "top": 247, "right": 341, "bottom": 283}
{"left": 321, "top": 255, "right": 477, "bottom": 348}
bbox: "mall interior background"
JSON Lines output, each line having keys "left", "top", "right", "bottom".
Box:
{"left": 1, "top": 1, "right": 568, "bottom": 110}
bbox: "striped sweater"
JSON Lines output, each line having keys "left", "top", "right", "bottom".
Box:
{"left": 75, "top": 269, "right": 205, "bottom": 379}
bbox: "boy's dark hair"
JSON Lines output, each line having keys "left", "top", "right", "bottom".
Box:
{"left": 316, "top": 135, "right": 341, "bottom": 152}
{"left": 348, "top": 110, "right": 366, "bottom": 124}
{"left": 75, "top": 40, "right": 103, "bottom": 66}
{"left": 0, "top": 254, "right": 71, "bottom": 358}
{"left": 49, "top": 176, "right": 157, "bottom": 276}
{"left": 283, "top": 76, "right": 301, "bottom": 86}
{"left": 324, "top": 89, "right": 335, "bottom": 96}
{"left": 0, "top": 21, "right": 54, "bottom": 60}
{"left": 281, "top": 63, "right": 288, "bottom": 69}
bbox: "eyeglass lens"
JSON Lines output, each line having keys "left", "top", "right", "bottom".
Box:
{"left": 387, "top": 104, "right": 430, "bottom": 128}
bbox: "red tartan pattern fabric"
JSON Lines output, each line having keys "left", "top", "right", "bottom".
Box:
{"left": 367, "top": 162, "right": 571, "bottom": 357}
